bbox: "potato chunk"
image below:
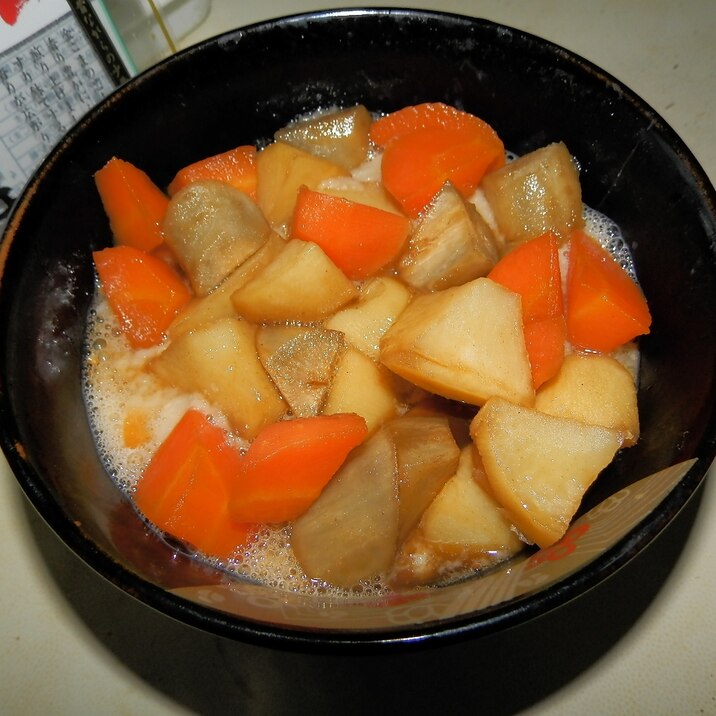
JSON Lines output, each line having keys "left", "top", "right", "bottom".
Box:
{"left": 471, "top": 397, "right": 622, "bottom": 548}
{"left": 323, "top": 347, "right": 398, "bottom": 433}
{"left": 380, "top": 277, "right": 534, "bottom": 406}
{"left": 150, "top": 317, "right": 285, "bottom": 440}
{"left": 535, "top": 353, "right": 639, "bottom": 445}
{"left": 164, "top": 180, "right": 271, "bottom": 295}
{"left": 398, "top": 182, "right": 499, "bottom": 291}
{"left": 231, "top": 239, "right": 358, "bottom": 323}
{"left": 274, "top": 105, "right": 372, "bottom": 170}
{"left": 481, "top": 142, "right": 584, "bottom": 246}
{"left": 292, "top": 427, "right": 399, "bottom": 588}
{"left": 257, "top": 326, "right": 346, "bottom": 417}
{"left": 391, "top": 447, "right": 524, "bottom": 587}
{"left": 256, "top": 140, "right": 348, "bottom": 228}
{"left": 325, "top": 276, "right": 411, "bottom": 360}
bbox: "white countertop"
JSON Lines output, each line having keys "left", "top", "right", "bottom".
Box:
{"left": 1, "top": 1, "right": 715, "bottom": 713}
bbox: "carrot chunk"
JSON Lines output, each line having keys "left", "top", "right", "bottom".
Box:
{"left": 135, "top": 409, "right": 255, "bottom": 560}
{"left": 566, "top": 230, "right": 651, "bottom": 353}
{"left": 168, "top": 145, "right": 257, "bottom": 198}
{"left": 229, "top": 413, "right": 369, "bottom": 523}
{"left": 381, "top": 125, "right": 504, "bottom": 218}
{"left": 291, "top": 187, "right": 411, "bottom": 279}
{"left": 370, "top": 102, "right": 500, "bottom": 148}
{"left": 489, "top": 232, "right": 566, "bottom": 388}
{"left": 370, "top": 103, "right": 505, "bottom": 218}
{"left": 93, "top": 245, "right": 192, "bottom": 348}
{"left": 94, "top": 157, "right": 169, "bottom": 252}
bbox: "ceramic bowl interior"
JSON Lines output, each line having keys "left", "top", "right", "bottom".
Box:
{"left": 1, "top": 8, "right": 715, "bottom": 650}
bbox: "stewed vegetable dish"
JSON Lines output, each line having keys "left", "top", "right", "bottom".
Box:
{"left": 85, "top": 102, "right": 651, "bottom": 594}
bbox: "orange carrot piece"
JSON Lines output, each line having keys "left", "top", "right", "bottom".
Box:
{"left": 370, "top": 102, "right": 501, "bottom": 149}
{"left": 168, "top": 145, "right": 257, "bottom": 198}
{"left": 123, "top": 409, "right": 152, "bottom": 448}
{"left": 566, "top": 230, "right": 652, "bottom": 353}
{"left": 380, "top": 125, "right": 505, "bottom": 217}
{"left": 291, "top": 187, "right": 411, "bottom": 279}
{"left": 95, "top": 157, "right": 169, "bottom": 252}
{"left": 135, "top": 409, "right": 255, "bottom": 560}
{"left": 93, "top": 245, "right": 192, "bottom": 349}
{"left": 489, "top": 232, "right": 564, "bottom": 320}
{"left": 524, "top": 315, "right": 568, "bottom": 389}
{"left": 229, "top": 413, "right": 368, "bottom": 523}
{"left": 489, "top": 232, "right": 566, "bottom": 388}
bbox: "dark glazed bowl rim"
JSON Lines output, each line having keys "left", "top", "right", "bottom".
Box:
{"left": 1, "top": 7, "right": 715, "bottom": 652}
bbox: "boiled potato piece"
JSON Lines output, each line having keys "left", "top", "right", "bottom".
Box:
{"left": 325, "top": 276, "right": 411, "bottom": 360}
{"left": 256, "top": 140, "right": 348, "bottom": 228}
{"left": 274, "top": 105, "right": 372, "bottom": 170}
{"left": 387, "top": 415, "right": 461, "bottom": 543}
{"left": 481, "top": 142, "right": 583, "bottom": 246}
{"left": 292, "top": 427, "right": 399, "bottom": 588}
{"left": 398, "top": 182, "right": 499, "bottom": 291}
{"left": 150, "top": 317, "right": 285, "bottom": 440}
{"left": 231, "top": 239, "right": 358, "bottom": 323}
{"left": 318, "top": 176, "right": 404, "bottom": 215}
{"left": 168, "top": 232, "right": 285, "bottom": 338}
{"left": 164, "top": 180, "right": 271, "bottom": 295}
{"left": 536, "top": 353, "right": 639, "bottom": 445}
{"left": 471, "top": 397, "right": 622, "bottom": 548}
{"left": 324, "top": 347, "right": 398, "bottom": 433}
{"left": 257, "top": 326, "right": 346, "bottom": 417}
{"left": 391, "top": 447, "right": 524, "bottom": 587}
{"left": 380, "top": 277, "right": 534, "bottom": 406}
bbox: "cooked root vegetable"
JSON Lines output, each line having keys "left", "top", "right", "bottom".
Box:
{"left": 291, "top": 187, "right": 411, "bottom": 279}
{"left": 256, "top": 140, "right": 348, "bottom": 228}
{"left": 380, "top": 277, "right": 534, "bottom": 406}
{"left": 93, "top": 245, "right": 192, "bottom": 349}
{"left": 522, "top": 316, "right": 568, "bottom": 390}
{"left": 229, "top": 413, "right": 368, "bottom": 523}
{"left": 323, "top": 347, "right": 399, "bottom": 433}
{"left": 391, "top": 446, "right": 523, "bottom": 587}
{"left": 381, "top": 124, "right": 505, "bottom": 218}
{"left": 274, "top": 104, "right": 372, "bottom": 170}
{"left": 471, "top": 397, "right": 622, "bottom": 548}
{"left": 535, "top": 353, "right": 640, "bottom": 445}
{"left": 324, "top": 276, "right": 411, "bottom": 360}
{"left": 168, "top": 145, "right": 257, "bottom": 198}
{"left": 387, "top": 415, "right": 461, "bottom": 543}
{"left": 135, "top": 409, "right": 255, "bottom": 559}
{"left": 488, "top": 232, "right": 566, "bottom": 388}
{"left": 168, "top": 233, "right": 285, "bottom": 338}
{"left": 481, "top": 142, "right": 583, "bottom": 245}
{"left": 399, "top": 182, "right": 499, "bottom": 290}
{"left": 150, "top": 317, "right": 285, "bottom": 440}
{"left": 292, "top": 426, "right": 399, "bottom": 588}
{"left": 94, "top": 157, "right": 169, "bottom": 252}
{"left": 122, "top": 409, "right": 151, "bottom": 449}
{"left": 566, "top": 230, "right": 651, "bottom": 352}
{"left": 257, "top": 326, "right": 346, "bottom": 417}
{"left": 163, "top": 180, "right": 271, "bottom": 295}
{"left": 230, "top": 239, "right": 358, "bottom": 322}
{"left": 370, "top": 102, "right": 503, "bottom": 152}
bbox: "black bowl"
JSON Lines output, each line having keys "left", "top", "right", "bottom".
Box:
{"left": 1, "top": 8, "right": 715, "bottom": 651}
